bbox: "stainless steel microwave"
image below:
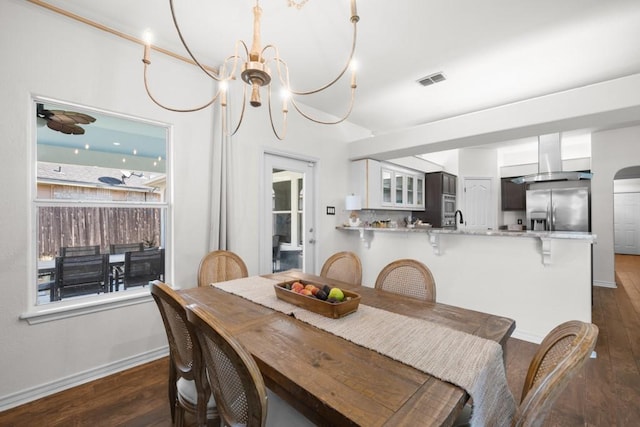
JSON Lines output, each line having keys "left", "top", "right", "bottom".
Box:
{"left": 442, "top": 194, "right": 456, "bottom": 215}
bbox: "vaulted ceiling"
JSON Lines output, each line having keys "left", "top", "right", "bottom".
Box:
{"left": 35, "top": 0, "right": 640, "bottom": 141}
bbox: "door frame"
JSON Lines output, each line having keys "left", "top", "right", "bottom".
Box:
{"left": 260, "top": 149, "right": 318, "bottom": 274}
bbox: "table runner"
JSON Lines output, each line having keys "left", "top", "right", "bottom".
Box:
{"left": 213, "top": 277, "right": 516, "bottom": 426}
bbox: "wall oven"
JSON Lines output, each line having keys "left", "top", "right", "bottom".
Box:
{"left": 443, "top": 195, "right": 456, "bottom": 216}
{"left": 441, "top": 195, "right": 457, "bottom": 228}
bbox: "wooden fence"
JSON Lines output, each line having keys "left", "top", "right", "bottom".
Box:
{"left": 38, "top": 206, "right": 162, "bottom": 257}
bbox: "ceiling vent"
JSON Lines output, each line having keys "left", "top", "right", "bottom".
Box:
{"left": 417, "top": 72, "right": 446, "bottom": 87}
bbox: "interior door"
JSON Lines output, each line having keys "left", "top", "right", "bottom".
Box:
{"left": 261, "top": 153, "right": 316, "bottom": 274}
{"left": 614, "top": 192, "right": 640, "bottom": 254}
{"left": 463, "top": 178, "right": 493, "bottom": 230}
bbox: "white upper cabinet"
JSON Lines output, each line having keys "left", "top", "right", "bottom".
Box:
{"left": 350, "top": 159, "right": 425, "bottom": 210}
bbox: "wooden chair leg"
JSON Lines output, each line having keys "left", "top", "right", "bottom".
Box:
{"left": 174, "top": 404, "right": 185, "bottom": 427}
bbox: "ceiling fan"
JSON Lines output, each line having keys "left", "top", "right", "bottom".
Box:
{"left": 36, "top": 103, "right": 96, "bottom": 135}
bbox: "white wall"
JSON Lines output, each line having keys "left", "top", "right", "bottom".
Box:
{"left": 592, "top": 124, "right": 640, "bottom": 286}
{"left": 0, "top": 0, "right": 216, "bottom": 408}
{"left": 0, "top": 0, "right": 366, "bottom": 409}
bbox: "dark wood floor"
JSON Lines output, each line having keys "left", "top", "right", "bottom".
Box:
{"left": 2, "top": 255, "right": 639, "bottom": 426}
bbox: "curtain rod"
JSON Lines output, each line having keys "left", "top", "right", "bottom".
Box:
{"left": 26, "top": 0, "right": 218, "bottom": 73}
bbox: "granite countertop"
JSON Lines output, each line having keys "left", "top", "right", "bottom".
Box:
{"left": 336, "top": 225, "right": 597, "bottom": 242}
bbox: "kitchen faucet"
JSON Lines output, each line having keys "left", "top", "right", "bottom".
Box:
{"left": 454, "top": 210, "right": 464, "bottom": 230}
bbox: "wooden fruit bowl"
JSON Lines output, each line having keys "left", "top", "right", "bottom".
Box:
{"left": 274, "top": 280, "right": 361, "bottom": 319}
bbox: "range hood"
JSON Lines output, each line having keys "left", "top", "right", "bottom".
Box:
{"left": 511, "top": 133, "right": 592, "bottom": 184}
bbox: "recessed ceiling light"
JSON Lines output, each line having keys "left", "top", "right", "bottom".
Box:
{"left": 133, "top": 149, "right": 137, "bottom": 155}
{"left": 85, "top": 144, "right": 90, "bottom": 150}
{"left": 113, "top": 142, "right": 121, "bottom": 146}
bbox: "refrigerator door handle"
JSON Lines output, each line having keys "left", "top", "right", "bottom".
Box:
{"left": 551, "top": 203, "right": 556, "bottom": 231}
{"left": 547, "top": 202, "right": 552, "bottom": 231}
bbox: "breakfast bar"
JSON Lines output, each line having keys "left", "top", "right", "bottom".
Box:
{"left": 338, "top": 226, "right": 597, "bottom": 343}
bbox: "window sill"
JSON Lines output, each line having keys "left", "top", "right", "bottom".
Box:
{"left": 20, "top": 289, "right": 153, "bottom": 325}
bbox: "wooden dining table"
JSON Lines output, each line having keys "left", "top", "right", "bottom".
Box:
{"left": 179, "top": 270, "right": 516, "bottom": 426}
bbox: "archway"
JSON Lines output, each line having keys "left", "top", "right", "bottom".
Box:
{"left": 613, "top": 166, "right": 640, "bottom": 285}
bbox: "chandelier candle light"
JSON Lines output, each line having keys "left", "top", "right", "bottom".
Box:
{"left": 142, "top": 0, "right": 360, "bottom": 140}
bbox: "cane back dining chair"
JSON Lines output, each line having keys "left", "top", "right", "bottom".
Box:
{"left": 60, "top": 245, "right": 100, "bottom": 257}
{"left": 198, "top": 250, "right": 248, "bottom": 287}
{"left": 374, "top": 258, "right": 436, "bottom": 302}
{"left": 51, "top": 253, "right": 110, "bottom": 301}
{"left": 320, "top": 251, "right": 363, "bottom": 286}
{"left": 512, "top": 320, "right": 599, "bottom": 427}
{"left": 185, "top": 304, "right": 315, "bottom": 427}
{"left": 122, "top": 248, "right": 165, "bottom": 290}
{"left": 455, "top": 320, "right": 599, "bottom": 427}
{"left": 150, "top": 282, "right": 219, "bottom": 427}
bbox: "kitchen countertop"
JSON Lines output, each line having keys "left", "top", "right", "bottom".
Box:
{"left": 336, "top": 225, "right": 597, "bottom": 242}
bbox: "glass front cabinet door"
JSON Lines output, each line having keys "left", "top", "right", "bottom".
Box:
{"left": 382, "top": 169, "right": 392, "bottom": 204}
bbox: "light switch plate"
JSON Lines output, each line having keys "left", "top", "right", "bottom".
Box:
{"left": 326, "top": 206, "right": 335, "bottom": 215}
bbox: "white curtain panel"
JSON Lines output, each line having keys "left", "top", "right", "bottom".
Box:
{"left": 208, "top": 97, "right": 232, "bottom": 251}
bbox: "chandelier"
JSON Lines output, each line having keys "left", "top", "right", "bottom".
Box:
{"left": 142, "top": 0, "right": 360, "bottom": 140}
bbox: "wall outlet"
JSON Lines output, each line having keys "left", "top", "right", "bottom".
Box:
{"left": 517, "top": 219, "right": 523, "bottom": 225}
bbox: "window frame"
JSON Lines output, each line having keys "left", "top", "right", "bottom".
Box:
{"left": 23, "top": 96, "right": 172, "bottom": 322}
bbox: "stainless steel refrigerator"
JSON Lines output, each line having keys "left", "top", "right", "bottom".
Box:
{"left": 526, "top": 187, "right": 590, "bottom": 231}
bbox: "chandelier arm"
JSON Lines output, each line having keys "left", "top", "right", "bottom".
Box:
{"left": 143, "top": 64, "right": 219, "bottom": 112}
{"left": 267, "top": 85, "right": 287, "bottom": 140}
{"left": 289, "top": 88, "right": 355, "bottom": 125}
{"left": 222, "top": 40, "right": 250, "bottom": 80}
{"left": 266, "top": 21, "right": 357, "bottom": 96}
{"left": 169, "top": 0, "right": 221, "bottom": 80}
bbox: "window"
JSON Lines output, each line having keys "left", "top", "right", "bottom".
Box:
{"left": 33, "top": 98, "right": 170, "bottom": 306}
{"left": 272, "top": 170, "right": 303, "bottom": 248}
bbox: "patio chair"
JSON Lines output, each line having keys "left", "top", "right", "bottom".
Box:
{"left": 150, "top": 282, "right": 219, "bottom": 426}
{"left": 60, "top": 245, "right": 100, "bottom": 257}
{"left": 320, "top": 251, "right": 362, "bottom": 286}
{"left": 198, "top": 250, "right": 248, "bottom": 287}
{"left": 122, "top": 248, "right": 165, "bottom": 290}
{"left": 109, "top": 242, "right": 144, "bottom": 290}
{"left": 374, "top": 258, "right": 436, "bottom": 302}
{"left": 51, "top": 254, "right": 110, "bottom": 301}
{"left": 186, "top": 304, "right": 315, "bottom": 427}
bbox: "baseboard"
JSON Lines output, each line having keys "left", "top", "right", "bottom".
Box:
{"left": 593, "top": 280, "right": 617, "bottom": 289}
{"left": 0, "top": 346, "right": 169, "bottom": 412}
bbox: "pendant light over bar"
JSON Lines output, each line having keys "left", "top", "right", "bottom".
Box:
{"left": 142, "top": 0, "right": 360, "bottom": 140}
